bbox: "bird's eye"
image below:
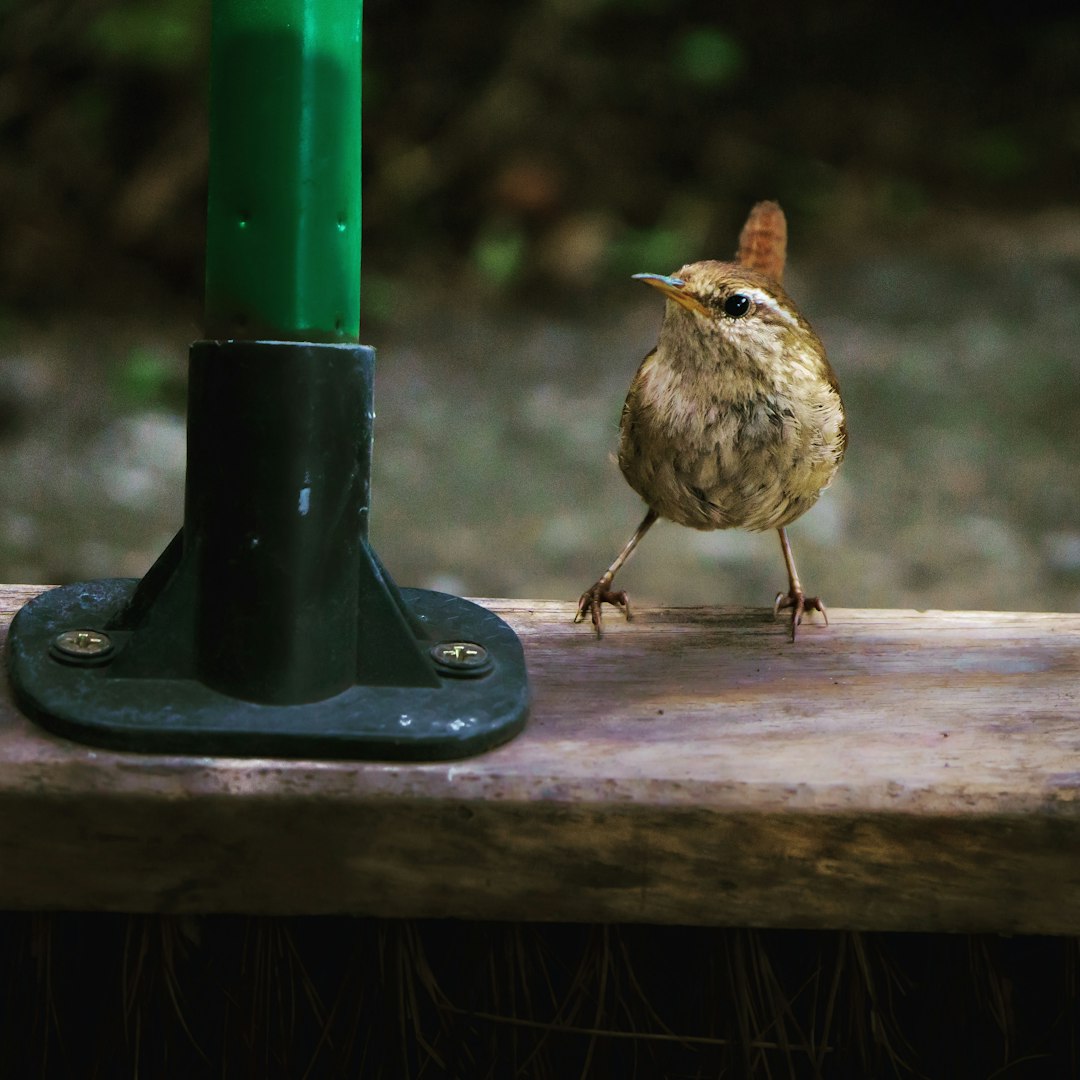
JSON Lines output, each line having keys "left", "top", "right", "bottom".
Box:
{"left": 723, "top": 294, "right": 751, "bottom": 318}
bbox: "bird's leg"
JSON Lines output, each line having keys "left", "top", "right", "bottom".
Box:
{"left": 773, "top": 526, "right": 827, "bottom": 641}
{"left": 575, "top": 509, "right": 658, "bottom": 638}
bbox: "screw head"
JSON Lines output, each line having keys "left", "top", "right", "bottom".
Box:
{"left": 430, "top": 641, "right": 492, "bottom": 676}
{"left": 51, "top": 628, "right": 114, "bottom": 664}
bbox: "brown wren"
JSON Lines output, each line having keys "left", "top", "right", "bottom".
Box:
{"left": 575, "top": 200, "right": 846, "bottom": 641}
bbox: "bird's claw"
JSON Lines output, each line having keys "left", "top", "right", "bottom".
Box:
{"left": 773, "top": 589, "right": 828, "bottom": 642}
{"left": 575, "top": 581, "right": 632, "bottom": 638}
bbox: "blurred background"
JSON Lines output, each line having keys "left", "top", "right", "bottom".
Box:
{"left": 1, "top": 0, "right": 1079, "bottom": 614}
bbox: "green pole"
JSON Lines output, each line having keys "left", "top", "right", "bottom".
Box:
{"left": 5, "top": 0, "right": 531, "bottom": 759}
{"left": 204, "top": 0, "right": 362, "bottom": 342}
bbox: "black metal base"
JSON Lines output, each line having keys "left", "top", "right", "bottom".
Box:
{"left": 4, "top": 340, "right": 530, "bottom": 761}
{"left": 7, "top": 578, "right": 528, "bottom": 760}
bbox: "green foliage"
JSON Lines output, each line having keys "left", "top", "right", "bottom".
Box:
{"left": 86, "top": 0, "right": 208, "bottom": 70}
{"left": 607, "top": 226, "right": 696, "bottom": 276}
{"left": 879, "top": 176, "right": 928, "bottom": 221}
{"left": 360, "top": 271, "right": 395, "bottom": 324}
{"left": 472, "top": 223, "right": 527, "bottom": 286}
{"left": 109, "top": 348, "right": 183, "bottom": 410}
{"left": 362, "top": 68, "right": 384, "bottom": 111}
{"left": 959, "top": 129, "right": 1031, "bottom": 184}
{"left": 671, "top": 27, "right": 746, "bottom": 87}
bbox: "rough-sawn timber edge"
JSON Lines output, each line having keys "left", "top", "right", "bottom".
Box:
{"left": 1, "top": 584, "right": 1078, "bottom": 932}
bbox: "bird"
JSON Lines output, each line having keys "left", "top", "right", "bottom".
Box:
{"left": 575, "top": 200, "right": 846, "bottom": 641}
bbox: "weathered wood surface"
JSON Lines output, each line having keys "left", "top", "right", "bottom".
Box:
{"left": 1, "top": 583, "right": 1079, "bottom": 932}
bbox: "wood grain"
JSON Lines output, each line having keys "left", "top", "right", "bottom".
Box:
{"left": 1, "top": 584, "right": 1079, "bottom": 931}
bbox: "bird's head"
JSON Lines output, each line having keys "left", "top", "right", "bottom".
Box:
{"left": 633, "top": 261, "right": 818, "bottom": 367}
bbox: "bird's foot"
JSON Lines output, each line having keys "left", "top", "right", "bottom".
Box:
{"left": 773, "top": 589, "right": 828, "bottom": 642}
{"left": 574, "top": 578, "right": 632, "bottom": 639}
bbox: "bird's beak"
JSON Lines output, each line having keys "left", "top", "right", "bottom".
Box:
{"left": 632, "top": 273, "right": 709, "bottom": 316}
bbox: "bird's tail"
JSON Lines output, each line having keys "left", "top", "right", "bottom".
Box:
{"left": 736, "top": 200, "right": 787, "bottom": 285}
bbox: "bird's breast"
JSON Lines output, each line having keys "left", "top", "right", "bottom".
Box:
{"left": 618, "top": 359, "right": 844, "bottom": 532}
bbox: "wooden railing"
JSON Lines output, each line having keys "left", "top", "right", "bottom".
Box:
{"left": 2, "top": 584, "right": 1077, "bottom": 932}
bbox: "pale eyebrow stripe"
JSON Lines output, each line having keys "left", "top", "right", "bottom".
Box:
{"left": 745, "top": 287, "right": 798, "bottom": 327}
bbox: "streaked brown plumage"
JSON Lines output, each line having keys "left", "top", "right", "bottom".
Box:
{"left": 575, "top": 201, "right": 846, "bottom": 641}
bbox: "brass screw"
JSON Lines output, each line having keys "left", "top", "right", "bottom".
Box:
{"left": 430, "top": 641, "right": 491, "bottom": 675}
{"left": 51, "top": 628, "right": 114, "bottom": 662}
